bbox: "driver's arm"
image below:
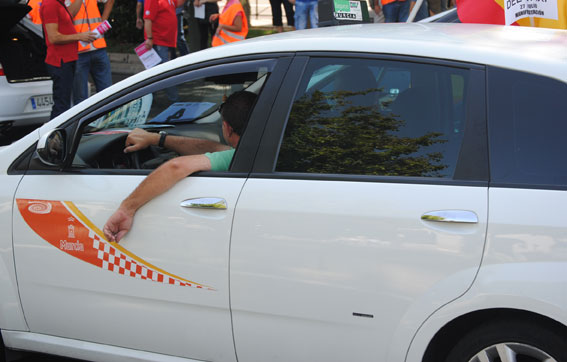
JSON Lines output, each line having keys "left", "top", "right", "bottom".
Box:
{"left": 103, "top": 154, "right": 211, "bottom": 242}
{"left": 124, "top": 128, "right": 230, "bottom": 155}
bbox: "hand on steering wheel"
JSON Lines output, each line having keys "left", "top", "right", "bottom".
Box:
{"left": 124, "top": 128, "right": 158, "bottom": 154}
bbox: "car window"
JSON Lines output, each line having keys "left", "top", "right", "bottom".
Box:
{"left": 73, "top": 62, "right": 271, "bottom": 170}
{"left": 487, "top": 67, "right": 567, "bottom": 188}
{"left": 275, "top": 57, "right": 470, "bottom": 178}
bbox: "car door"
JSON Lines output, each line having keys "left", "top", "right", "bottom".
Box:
{"left": 12, "top": 56, "right": 290, "bottom": 361}
{"left": 230, "top": 55, "right": 489, "bottom": 362}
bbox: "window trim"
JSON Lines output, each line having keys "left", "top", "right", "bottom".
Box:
{"left": 25, "top": 53, "right": 294, "bottom": 175}
{"left": 251, "top": 52, "right": 489, "bottom": 185}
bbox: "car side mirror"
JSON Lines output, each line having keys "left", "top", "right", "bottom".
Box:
{"left": 37, "top": 129, "right": 66, "bottom": 167}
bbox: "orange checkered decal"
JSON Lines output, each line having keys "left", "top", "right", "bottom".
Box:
{"left": 17, "top": 199, "right": 214, "bottom": 291}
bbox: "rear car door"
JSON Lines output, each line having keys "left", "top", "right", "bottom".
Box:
{"left": 230, "top": 55, "right": 489, "bottom": 362}
{"left": 12, "top": 56, "right": 290, "bottom": 360}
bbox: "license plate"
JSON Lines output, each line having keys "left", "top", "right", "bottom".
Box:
{"left": 31, "top": 95, "right": 54, "bottom": 110}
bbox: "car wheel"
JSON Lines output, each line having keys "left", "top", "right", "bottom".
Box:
{"left": 445, "top": 319, "right": 567, "bottom": 362}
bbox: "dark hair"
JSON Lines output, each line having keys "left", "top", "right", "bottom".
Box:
{"left": 220, "top": 91, "right": 257, "bottom": 136}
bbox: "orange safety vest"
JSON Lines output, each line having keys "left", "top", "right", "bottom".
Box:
{"left": 212, "top": 2, "right": 248, "bottom": 47}
{"left": 381, "top": 0, "right": 405, "bottom": 5}
{"left": 27, "top": 0, "right": 43, "bottom": 24}
{"left": 73, "top": 0, "right": 106, "bottom": 52}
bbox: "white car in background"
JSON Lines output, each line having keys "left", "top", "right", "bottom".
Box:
{"left": 0, "top": 23, "right": 566, "bottom": 362}
{"left": 0, "top": 0, "right": 52, "bottom": 144}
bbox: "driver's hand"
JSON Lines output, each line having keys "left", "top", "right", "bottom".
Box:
{"left": 124, "top": 128, "right": 158, "bottom": 153}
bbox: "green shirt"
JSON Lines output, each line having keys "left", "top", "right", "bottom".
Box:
{"left": 204, "top": 148, "right": 235, "bottom": 172}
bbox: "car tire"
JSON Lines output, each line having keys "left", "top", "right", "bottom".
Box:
{"left": 445, "top": 318, "right": 567, "bottom": 362}
{"left": 0, "top": 331, "right": 5, "bottom": 362}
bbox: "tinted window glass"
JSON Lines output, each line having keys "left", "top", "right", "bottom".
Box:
{"left": 488, "top": 67, "right": 567, "bottom": 187}
{"left": 276, "top": 58, "right": 470, "bottom": 178}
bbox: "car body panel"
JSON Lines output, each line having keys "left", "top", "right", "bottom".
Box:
{"left": 231, "top": 179, "right": 487, "bottom": 362}
{"left": 401, "top": 188, "right": 567, "bottom": 361}
{"left": 0, "top": 173, "right": 28, "bottom": 332}
{"left": 13, "top": 175, "right": 241, "bottom": 361}
{"left": 0, "top": 76, "right": 52, "bottom": 126}
{"left": 2, "top": 330, "right": 206, "bottom": 362}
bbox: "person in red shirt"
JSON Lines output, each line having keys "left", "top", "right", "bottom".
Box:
{"left": 143, "top": 0, "right": 186, "bottom": 55}
{"left": 40, "top": 0, "right": 95, "bottom": 119}
{"left": 143, "top": 0, "right": 186, "bottom": 101}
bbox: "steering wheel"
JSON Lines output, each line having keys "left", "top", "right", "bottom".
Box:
{"left": 128, "top": 145, "right": 178, "bottom": 169}
{"left": 130, "top": 150, "right": 142, "bottom": 169}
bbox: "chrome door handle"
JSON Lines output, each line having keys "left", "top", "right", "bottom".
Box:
{"left": 421, "top": 210, "right": 478, "bottom": 224}
{"left": 180, "top": 198, "right": 227, "bottom": 210}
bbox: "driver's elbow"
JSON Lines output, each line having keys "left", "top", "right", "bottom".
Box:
{"left": 164, "top": 157, "right": 193, "bottom": 179}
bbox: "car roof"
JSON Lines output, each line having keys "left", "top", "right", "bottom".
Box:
{"left": 52, "top": 23, "right": 565, "bottom": 133}
{"left": 162, "top": 23, "right": 566, "bottom": 82}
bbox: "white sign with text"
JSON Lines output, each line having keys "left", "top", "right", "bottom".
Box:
{"left": 504, "top": 0, "right": 559, "bottom": 25}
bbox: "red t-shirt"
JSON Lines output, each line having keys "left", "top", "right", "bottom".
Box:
{"left": 144, "top": 0, "right": 177, "bottom": 48}
{"left": 40, "top": 0, "right": 78, "bottom": 67}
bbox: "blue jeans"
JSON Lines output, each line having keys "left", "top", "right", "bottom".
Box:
{"left": 73, "top": 48, "right": 112, "bottom": 105}
{"left": 47, "top": 60, "right": 75, "bottom": 119}
{"left": 154, "top": 45, "right": 179, "bottom": 102}
{"left": 294, "top": 1, "right": 318, "bottom": 29}
{"left": 411, "top": 0, "right": 429, "bottom": 21}
{"left": 382, "top": 0, "right": 410, "bottom": 22}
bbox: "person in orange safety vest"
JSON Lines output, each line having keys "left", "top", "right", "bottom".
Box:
{"left": 27, "top": 0, "right": 43, "bottom": 24}
{"left": 210, "top": 0, "right": 248, "bottom": 47}
{"left": 72, "top": 0, "right": 114, "bottom": 105}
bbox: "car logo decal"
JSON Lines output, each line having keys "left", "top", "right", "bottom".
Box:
{"left": 17, "top": 199, "right": 215, "bottom": 291}
{"left": 27, "top": 200, "right": 53, "bottom": 214}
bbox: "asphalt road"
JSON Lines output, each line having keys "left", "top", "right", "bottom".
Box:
{"left": 6, "top": 350, "right": 85, "bottom": 362}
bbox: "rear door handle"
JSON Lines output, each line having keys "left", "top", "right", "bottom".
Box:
{"left": 421, "top": 210, "right": 478, "bottom": 224}
{"left": 180, "top": 198, "right": 227, "bottom": 210}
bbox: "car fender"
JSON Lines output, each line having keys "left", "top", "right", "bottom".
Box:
{"left": 0, "top": 173, "right": 28, "bottom": 331}
{"left": 0, "top": 129, "right": 40, "bottom": 332}
{"left": 403, "top": 262, "right": 567, "bottom": 362}
{"left": 383, "top": 266, "right": 480, "bottom": 362}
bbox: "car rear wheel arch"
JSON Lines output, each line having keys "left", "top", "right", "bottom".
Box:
{"left": 422, "top": 308, "right": 567, "bottom": 362}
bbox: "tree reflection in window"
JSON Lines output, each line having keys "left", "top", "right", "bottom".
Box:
{"left": 276, "top": 87, "right": 448, "bottom": 177}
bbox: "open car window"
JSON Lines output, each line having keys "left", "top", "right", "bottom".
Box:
{"left": 73, "top": 61, "right": 273, "bottom": 171}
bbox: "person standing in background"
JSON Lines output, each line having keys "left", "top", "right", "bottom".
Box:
{"left": 210, "top": 0, "right": 248, "bottom": 46}
{"left": 377, "top": 0, "right": 410, "bottom": 22}
{"left": 185, "top": 0, "right": 220, "bottom": 52}
{"left": 410, "top": 0, "right": 429, "bottom": 21}
{"left": 268, "top": 0, "right": 294, "bottom": 32}
{"left": 144, "top": 0, "right": 186, "bottom": 100}
{"left": 169, "top": 5, "right": 190, "bottom": 58}
{"left": 143, "top": 0, "right": 186, "bottom": 59}
{"left": 136, "top": 0, "right": 144, "bottom": 29}
{"left": 427, "top": 0, "right": 444, "bottom": 14}
{"left": 72, "top": 0, "right": 114, "bottom": 105}
{"left": 27, "top": 0, "right": 43, "bottom": 24}
{"left": 289, "top": 0, "right": 317, "bottom": 29}
{"left": 40, "top": 0, "right": 96, "bottom": 119}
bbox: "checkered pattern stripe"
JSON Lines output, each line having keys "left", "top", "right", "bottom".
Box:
{"left": 89, "top": 230, "right": 210, "bottom": 290}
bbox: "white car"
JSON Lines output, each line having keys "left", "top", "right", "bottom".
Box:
{"left": 0, "top": 0, "right": 52, "bottom": 143}
{"left": 0, "top": 23, "right": 566, "bottom": 362}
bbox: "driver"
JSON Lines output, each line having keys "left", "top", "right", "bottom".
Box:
{"left": 103, "top": 90, "right": 257, "bottom": 242}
